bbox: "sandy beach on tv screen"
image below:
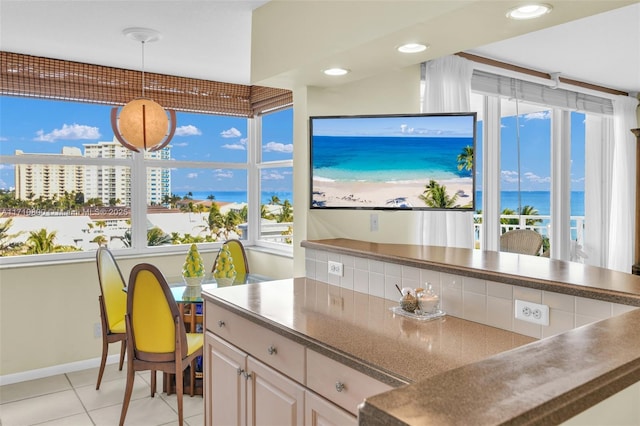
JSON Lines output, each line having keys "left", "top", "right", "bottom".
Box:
{"left": 312, "top": 178, "right": 473, "bottom": 209}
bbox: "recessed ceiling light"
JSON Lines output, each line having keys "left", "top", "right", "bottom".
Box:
{"left": 397, "top": 43, "right": 429, "bottom": 54}
{"left": 323, "top": 68, "right": 350, "bottom": 76}
{"left": 506, "top": 3, "right": 552, "bottom": 20}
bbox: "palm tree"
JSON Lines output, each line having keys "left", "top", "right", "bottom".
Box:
{"left": 0, "top": 218, "right": 24, "bottom": 256}
{"left": 269, "top": 195, "right": 281, "bottom": 205}
{"left": 26, "top": 228, "right": 58, "bottom": 254}
{"left": 276, "top": 200, "right": 293, "bottom": 223}
{"left": 519, "top": 205, "right": 543, "bottom": 226}
{"left": 147, "top": 227, "right": 172, "bottom": 246}
{"left": 419, "top": 180, "right": 458, "bottom": 208}
{"left": 457, "top": 145, "right": 473, "bottom": 172}
{"left": 91, "top": 235, "right": 108, "bottom": 247}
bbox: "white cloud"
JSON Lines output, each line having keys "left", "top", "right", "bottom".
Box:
{"left": 524, "top": 111, "right": 551, "bottom": 121}
{"left": 262, "top": 170, "right": 285, "bottom": 180}
{"left": 523, "top": 171, "right": 550, "bottom": 183}
{"left": 263, "top": 141, "right": 293, "bottom": 153}
{"left": 172, "top": 142, "right": 188, "bottom": 147}
{"left": 214, "top": 169, "right": 233, "bottom": 179}
{"left": 34, "top": 123, "right": 101, "bottom": 142}
{"left": 222, "top": 143, "right": 246, "bottom": 151}
{"left": 400, "top": 124, "right": 415, "bottom": 134}
{"left": 186, "top": 173, "right": 198, "bottom": 179}
{"left": 221, "top": 127, "right": 242, "bottom": 138}
{"left": 175, "top": 125, "right": 201, "bottom": 136}
{"left": 501, "top": 170, "right": 520, "bottom": 183}
{"left": 0, "top": 136, "right": 8, "bottom": 142}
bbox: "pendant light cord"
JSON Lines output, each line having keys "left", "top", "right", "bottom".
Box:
{"left": 140, "top": 41, "right": 146, "bottom": 98}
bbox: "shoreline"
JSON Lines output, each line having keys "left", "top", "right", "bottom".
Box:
{"left": 312, "top": 178, "right": 474, "bottom": 209}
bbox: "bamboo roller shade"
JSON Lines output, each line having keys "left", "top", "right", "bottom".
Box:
{"left": 1, "top": 51, "right": 292, "bottom": 117}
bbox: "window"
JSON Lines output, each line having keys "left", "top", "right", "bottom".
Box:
{"left": 468, "top": 68, "right": 610, "bottom": 259}
{"left": 0, "top": 96, "right": 293, "bottom": 261}
{"left": 256, "top": 108, "right": 294, "bottom": 248}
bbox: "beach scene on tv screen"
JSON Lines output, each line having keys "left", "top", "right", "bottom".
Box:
{"left": 311, "top": 114, "right": 475, "bottom": 209}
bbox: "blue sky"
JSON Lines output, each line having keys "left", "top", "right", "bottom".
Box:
{"left": 0, "top": 96, "right": 585, "bottom": 195}
{"left": 497, "top": 110, "right": 585, "bottom": 192}
{"left": 0, "top": 96, "right": 293, "bottom": 195}
{"left": 311, "top": 114, "right": 476, "bottom": 137}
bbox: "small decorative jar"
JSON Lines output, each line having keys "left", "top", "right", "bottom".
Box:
{"left": 416, "top": 283, "right": 440, "bottom": 314}
{"left": 399, "top": 287, "right": 418, "bottom": 313}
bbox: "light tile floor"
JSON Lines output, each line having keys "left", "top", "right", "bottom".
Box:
{"left": 0, "top": 364, "right": 204, "bottom": 425}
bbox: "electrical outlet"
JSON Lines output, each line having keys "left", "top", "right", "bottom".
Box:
{"left": 328, "top": 260, "right": 343, "bottom": 276}
{"left": 370, "top": 213, "right": 379, "bottom": 231}
{"left": 93, "top": 322, "right": 102, "bottom": 338}
{"left": 515, "top": 299, "right": 549, "bottom": 326}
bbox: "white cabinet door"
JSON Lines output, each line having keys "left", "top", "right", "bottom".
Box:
{"left": 305, "top": 390, "right": 357, "bottom": 426}
{"left": 205, "top": 332, "right": 247, "bottom": 426}
{"left": 247, "top": 356, "right": 305, "bottom": 426}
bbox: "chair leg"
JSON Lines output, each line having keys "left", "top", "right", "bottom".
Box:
{"left": 118, "top": 340, "right": 126, "bottom": 371}
{"left": 119, "top": 362, "right": 136, "bottom": 426}
{"left": 95, "top": 340, "right": 109, "bottom": 390}
{"left": 150, "top": 370, "right": 156, "bottom": 397}
{"left": 176, "top": 369, "right": 184, "bottom": 426}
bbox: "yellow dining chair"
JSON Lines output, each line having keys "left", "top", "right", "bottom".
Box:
{"left": 213, "top": 239, "right": 249, "bottom": 282}
{"left": 119, "top": 263, "right": 203, "bottom": 426}
{"left": 95, "top": 246, "right": 127, "bottom": 390}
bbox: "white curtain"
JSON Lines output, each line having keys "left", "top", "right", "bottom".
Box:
{"left": 607, "top": 95, "right": 639, "bottom": 272}
{"left": 583, "top": 115, "right": 613, "bottom": 268}
{"left": 421, "top": 55, "right": 474, "bottom": 248}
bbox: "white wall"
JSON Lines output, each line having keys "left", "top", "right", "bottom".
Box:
{"left": 0, "top": 248, "right": 291, "bottom": 381}
{"left": 293, "top": 65, "right": 424, "bottom": 276}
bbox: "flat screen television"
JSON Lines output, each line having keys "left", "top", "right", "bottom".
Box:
{"left": 309, "top": 112, "right": 476, "bottom": 211}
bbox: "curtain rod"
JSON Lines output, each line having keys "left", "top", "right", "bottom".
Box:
{"left": 455, "top": 52, "right": 629, "bottom": 97}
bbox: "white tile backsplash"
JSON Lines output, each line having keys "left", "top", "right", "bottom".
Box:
{"left": 305, "top": 249, "right": 638, "bottom": 338}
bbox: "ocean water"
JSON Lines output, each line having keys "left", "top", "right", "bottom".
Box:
{"left": 312, "top": 135, "right": 473, "bottom": 182}
{"left": 175, "top": 191, "right": 293, "bottom": 205}
{"left": 177, "top": 190, "right": 584, "bottom": 216}
{"left": 476, "top": 191, "right": 584, "bottom": 216}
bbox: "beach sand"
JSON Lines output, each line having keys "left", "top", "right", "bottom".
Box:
{"left": 312, "top": 178, "right": 473, "bottom": 209}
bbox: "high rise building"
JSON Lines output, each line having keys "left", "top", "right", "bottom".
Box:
{"left": 14, "top": 147, "right": 84, "bottom": 202}
{"left": 14, "top": 140, "right": 171, "bottom": 206}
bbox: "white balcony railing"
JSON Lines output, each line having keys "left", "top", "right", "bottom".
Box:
{"left": 474, "top": 214, "right": 586, "bottom": 260}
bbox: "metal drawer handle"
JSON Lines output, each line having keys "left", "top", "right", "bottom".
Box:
{"left": 335, "top": 382, "right": 345, "bottom": 392}
{"left": 217, "top": 320, "right": 225, "bottom": 328}
{"left": 237, "top": 368, "right": 243, "bottom": 376}
{"left": 267, "top": 345, "right": 277, "bottom": 355}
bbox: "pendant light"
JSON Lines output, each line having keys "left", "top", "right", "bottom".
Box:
{"left": 111, "top": 27, "right": 176, "bottom": 152}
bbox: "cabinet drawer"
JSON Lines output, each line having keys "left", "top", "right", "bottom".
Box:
{"left": 306, "top": 349, "right": 393, "bottom": 416}
{"left": 206, "top": 301, "right": 305, "bottom": 384}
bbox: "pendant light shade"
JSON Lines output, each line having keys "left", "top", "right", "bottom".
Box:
{"left": 111, "top": 98, "right": 176, "bottom": 152}
{"left": 111, "top": 28, "right": 176, "bottom": 152}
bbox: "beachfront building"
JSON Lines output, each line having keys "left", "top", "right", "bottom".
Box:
{"left": 83, "top": 140, "right": 171, "bottom": 206}
{"left": 14, "top": 147, "right": 84, "bottom": 201}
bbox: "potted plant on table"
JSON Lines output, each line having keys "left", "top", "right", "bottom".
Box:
{"left": 182, "top": 243, "right": 205, "bottom": 287}
{"left": 213, "top": 243, "right": 237, "bottom": 287}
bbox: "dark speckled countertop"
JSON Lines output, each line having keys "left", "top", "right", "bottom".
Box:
{"left": 203, "top": 278, "right": 535, "bottom": 387}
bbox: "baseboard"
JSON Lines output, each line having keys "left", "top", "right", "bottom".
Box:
{"left": 0, "top": 354, "right": 120, "bottom": 386}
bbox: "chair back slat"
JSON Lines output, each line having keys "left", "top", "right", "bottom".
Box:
{"left": 96, "top": 247, "right": 127, "bottom": 331}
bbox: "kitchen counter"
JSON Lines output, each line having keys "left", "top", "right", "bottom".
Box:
{"left": 202, "top": 278, "right": 535, "bottom": 387}
{"left": 300, "top": 238, "right": 640, "bottom": 424}
{"left": 302, "top": 238, "right": 640, "bottom": 306}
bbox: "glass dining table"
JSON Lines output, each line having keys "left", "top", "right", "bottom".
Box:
{"left": 166, "top": 272, "right": 271, "bottom": 303}
{"left": 162, "top": 272, "right": 271, "bottom": 396}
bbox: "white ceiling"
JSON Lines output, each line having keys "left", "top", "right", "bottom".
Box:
{"left": 1, "top": 1, "right": 639, "bottom": 95}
